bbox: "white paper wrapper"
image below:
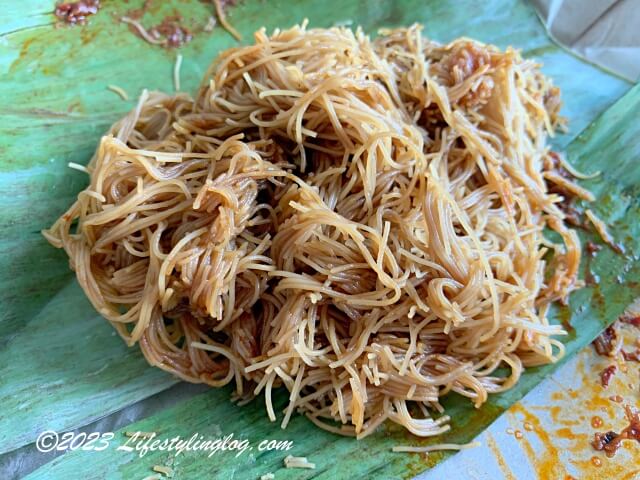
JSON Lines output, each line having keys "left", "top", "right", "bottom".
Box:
{"left": 533, "top": 0, "right": 640, "bottom": 81}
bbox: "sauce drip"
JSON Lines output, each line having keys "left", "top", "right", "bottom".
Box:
{"left": 591, "top": 416, "right": 603, "bottom": 428}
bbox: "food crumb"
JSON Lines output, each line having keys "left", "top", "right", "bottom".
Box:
{"left": 54, "top": 0, "right": 100, "bottom": 25}
{"left": 592, "top": 325, "right": 618, "bottom": 356}
{"left": 600, "top": 365, "right": 616, "bottom": 388}
{"left": 586, "top": 241, "right": 602, "bottom": 257}
{"left": 204, "top": 16, "right": 217, "bottom": 32}
{"left": 152, "top": 16, "right": 193, "bottom": 48}
{"left": 592, "top": 405, "right": 640, "bottom": 457}
{"left": 284, "top": 455, "right": 316, "bottom": 469}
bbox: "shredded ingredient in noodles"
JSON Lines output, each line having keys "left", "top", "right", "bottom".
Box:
{"left": 107, "top": 84, "right": 130, "bottom": 101}
{"left": 44, "top": 24, "right": 589, "bottom": 442}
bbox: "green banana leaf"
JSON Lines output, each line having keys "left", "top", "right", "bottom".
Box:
{"left": 0, "top": 0, "right": 638, "bottom": 478}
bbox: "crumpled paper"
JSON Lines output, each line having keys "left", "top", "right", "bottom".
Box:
{"left": 532, "top": 0, "right": 640, "bottom": 81}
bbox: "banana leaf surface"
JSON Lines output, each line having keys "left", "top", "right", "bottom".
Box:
{"left": 0, "top": 0, "right": 638, "bottom": 478}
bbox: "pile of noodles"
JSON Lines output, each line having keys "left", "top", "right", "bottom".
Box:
{"left": 44, "top": 23, "right": 591, "bottom": 439}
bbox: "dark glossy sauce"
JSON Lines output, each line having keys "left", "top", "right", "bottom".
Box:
{"left": 592, "top": 406, "right": 640, "bottom": 457}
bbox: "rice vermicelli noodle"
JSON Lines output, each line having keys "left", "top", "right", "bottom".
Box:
{"left": 44, "top": 23, "right": 589, "bottom": 440}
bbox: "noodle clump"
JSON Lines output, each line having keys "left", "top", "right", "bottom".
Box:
{"left": 45, "top": 23, "right": 585, "bottom": 439}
